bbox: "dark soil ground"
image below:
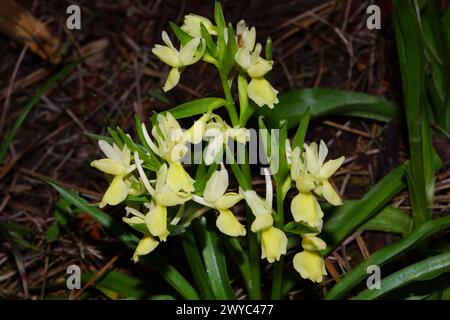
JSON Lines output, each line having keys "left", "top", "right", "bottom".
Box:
{"left": 0, "top": 0, "right": 449, "bottom": 299}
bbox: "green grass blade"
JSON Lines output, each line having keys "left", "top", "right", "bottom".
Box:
{"left": 393, "top": 0, "right": 430, "bottom": 226}
{"left": 352, "top": 251, "right": 450, "bottom": 300}
{"left": 180, "top": 229, "right": 215, "bottom": 299}
{"left": 325, "top": 214, "right": 450, "bottom": 300}
{"left": 322, "top": 165, "right": 406, "bottom": 255}
{"left": 223, "top": 237, "right": 253, "bottom": 298}
{"left": 0, "top": 60, "right": 82, "bottom": 163}
{"left": 193, "top": 217, "right": 236, "bottom": 300}
{"left": 168, "top": 97, "right": 226, "bottom": 119}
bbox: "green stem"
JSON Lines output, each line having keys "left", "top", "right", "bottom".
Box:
{"left": 180, "top": 229, "right": 215, "bottom": 300}
{"left": 219, "top": 70, "right": 239, "bottom": 127}
{"left": 271, "top": 178, "right": 285, "bottom": 299}
{"left": 242, "top": 150, "right": 261, "bottom": 300}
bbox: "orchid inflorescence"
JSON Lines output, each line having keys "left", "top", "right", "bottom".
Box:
{"left": 90, "top": 4, "right": 345, "bottom": 284}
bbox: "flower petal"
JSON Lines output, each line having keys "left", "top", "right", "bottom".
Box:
{"left": 216, "top": 209, "right": 246, "bottom": 237}
{"left": 321, "top": 180, "right": 343, "bottom": 206}
{"left": 290, "top": 192, "right": 323, "bottom": 229}
{"left": 304, "top": 142, "right": 320, "bottom": 175}
{"left": 152, "top": 45, "right": 180, "bottom": 67}
{"left": 156, "top": 191, "right": 191, "bottom": 207}
{"left": 98, "top": 140, "right": 122, "bottom": 162}
{"left": 145, "top": 204, "right": 168, "bottom": 241}
{"left": 243, "top": 190, "right": 271, "bottom": 216}
{"left": 132, "top": 236, "right": 159, "bottom": 263}
{"left": 251, "top": 214, "right": 273, "bottom": 232}
{"left": 318, "top": 140, "right": 328, "bottom": 167}
{"left": 247, "top": 78, "right": 279, "bottom": 109}
{"left": 179, "top": 38, "right": 201, "bottom": 65}
{"left": 91, "top": 159, "right": 127, "bottom": 175}
{"left": 204, "top": 133, "right": 224, "bottom": 165}
{"left": 302, "top": 235, "right": 327, "bottom": 251}
{"left": 261, "top": 227, "right": 287, "bottom": 263}
{"left": 215, "top": 192, "right": 243, "bottom": 210}
{"left": 163, "top": 68, "right": 181, "bottom": 92}
{"left": 295, "top": 174, "right": 316, "bottom": 193}
{"left": 247, "top": 57, "right": 273, "bottom": 78}
{"left": 100, "top": 175, "right": 129, "bottom": 207}
{"left": 319, "top": 156, "right": 345, "bottom": 179}
{"left": 203, "top": 165, "right": 228, "bottom": 203}
{"left": 166, "top": 162, "right": 195, "bottom": 193}
{"left": 293, "top": 251, "right": 327, "bottom": 283}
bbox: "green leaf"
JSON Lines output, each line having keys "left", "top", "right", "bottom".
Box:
{"left": 193, "top": 217, "right": 235, "bottom": 300}
{"left": 265, "top": 37, "right": 273, "bottom": 61}
{"left": 223, "top": 237, "right": 253, "bottom": 298}
{"left": 0, "top": 59, "right": 81, "bottom": 163}
{"left": 221, "top": 23, "right": 238, "bottom": 77}
{"left": 359, "top": 206, "right": 413, "bottom": 237}
{"left": 168, "top": 97, "right": 226, "bottom": 119}
{"left": 214, "top": 1, "right": 227, "bottom": 59}
{"left": 353, "top": 252, "right": 450, "bottom": 300}
{"left": 115, "top": 127, "right": 160, "bottom": 171}
{"left": 325, "top": 213, "right": 450, "bottom": 300}
{"left": 107, "top": 127, "right": 124, "bottom": 148}
{"left": 276, "top": 120, "right": 289, "bottom": 182}
{"left": 322, "top": 165, "right": 406, "bottom": 255}
{"left": 284, "top": 221, "right": 320, "bottom": 236}
{"left": 200, "top": 23, "right": 217, "bottom": 56}
{"left": 169, "top": 21, "right": 193, "bottom": 46}
{"left": 45, "top": 223, "right": 60, "bottom": 243}
{"left": 180, "top": 229, "right": 215, "bottom": 300}
{"left": 394, "top": 0, "right": 430, "bottom": 226}
{"left": 292, "top": 107, "right": 311, "bottom": 149}
{"left": 83, "top": 132, "right": 113, "bottom": 144}
{"left": 258, "top": 88, "right": 399, "bottom": 129}
{"left": 225, "top": 147, "right": 251, "bottom": 190}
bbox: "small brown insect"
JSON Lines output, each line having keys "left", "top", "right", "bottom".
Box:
{"left": 237, "top": 34, "right": 244, "bottom": 48}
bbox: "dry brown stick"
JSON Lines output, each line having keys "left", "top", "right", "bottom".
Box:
{"left": 355, "top": 233, "right": 370, "bottom": 260}
{"left": 70, "top": 254, "right": 120, "bottom": 300}
{"left": 323, "top": 120, "right": 374, "bottom": 139}
{"left": 0, "top": 0, "right": 60, "bottom": 63}
{"left": 325, "top": 258, "right": 341, "bottom": 282}
{"left": 0, "top": 68, "right": 49, "bottom": 100}
{"left": 0, "top": 45, "right": 28, "bottom": 135}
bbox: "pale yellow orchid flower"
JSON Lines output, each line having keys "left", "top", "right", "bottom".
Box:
{"left": 243, "top": 168, "right": 274, "bottom": 232}
{"left": 133, "top": 235, "right": 159, "bottom": 263}
{"left": 203, "top": 115, "right": 250, "bottom": 165}
{"left": 234, "top": 21, "right": 279, "bottom": 109}
{"left": 142, "top": 112, "right": 210, "bottom": 193}
{"left": 236, "top": 20, "right": 256, "bottom": 51}
{"left": 293, "top": 235, "right": 327, "bottom": 283}
{"left": 133, "top": 154, "right": 191, "bottom": 242}
{"left": 303, "top": 141, "right": 345, "bottom": 206}
{"left": 192, "top": 165, "right": 246, "bottom": 237}
{"left": 90, "top": 141, "right": 137, "bottom": 208}
{"left": 261, "top": 226, "right": 287, "bottom": 263}
{"left": 290, "top": 191, "right": 324, "bottom": 230}
{"left": 152, "top": 31, "right": 206, "bottom": 91}
{"left": 181, "top": 14, "right": 217, "bottom": 38}
{"left": 122, "top": 207, "right": 160, "bottom": 263}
